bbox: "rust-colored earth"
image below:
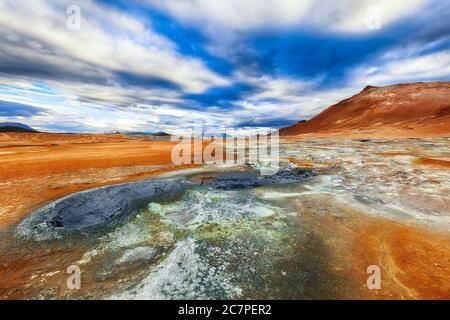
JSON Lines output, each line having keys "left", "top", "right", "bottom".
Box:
{"left": 280, "top": 82, "right": 450, "bottom": 138}
{"left": 0, "top": 132, "right": 197, "bottom": 229}
{"left": 294, "top": 195, "right": 450, "bottom": 299}
{"left": 413, "top": 158, "right": 450, "bottom": 169}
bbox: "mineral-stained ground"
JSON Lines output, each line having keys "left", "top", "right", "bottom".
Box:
{"left": 0, "top": 135, "right": 449, "bottom": 299}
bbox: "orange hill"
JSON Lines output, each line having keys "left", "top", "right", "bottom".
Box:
{"left": 280, "top": 82, "right": 450, "bottom": 137}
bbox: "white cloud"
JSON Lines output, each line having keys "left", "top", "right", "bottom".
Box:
{"left": 0, "top": 0, "right": 229, "bottom": 93}
{"left": 351, "top": 50, "right": 450, "bottom": 85}
{"left": 0, "top": 76, "right": 231, "bottom": 133}
{"left": 142, "top": 0, "right": 428, "bottom": 34}
{"left": 142, "top": 0, "right": 313, "bottom": 31}
{"left": 230, "top": 85, "right": 358, "bottom": 127}
{"left": 311, "top": 0, "right": 428, "bottom": 33}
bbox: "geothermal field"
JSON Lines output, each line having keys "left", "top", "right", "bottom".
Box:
{"left": 1, "top": 1, "right": 450, "bottom": 302}
{"left": 0, "top": 132, "right": 449, "bottom": 299}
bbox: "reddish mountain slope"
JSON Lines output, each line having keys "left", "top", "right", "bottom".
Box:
{"left": 280, "top": 82, "right": 450, "bottom": 136}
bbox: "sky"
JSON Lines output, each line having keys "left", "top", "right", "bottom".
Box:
{"left": 0, "top": 0, "right": 449, "bottom": 134}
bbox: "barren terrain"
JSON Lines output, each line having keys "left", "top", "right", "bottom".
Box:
{"left": 0, "top": 133, "right": 449, "bottom": 299}
{"left": 0, "top": 133, "right": 194, "bottom": 228}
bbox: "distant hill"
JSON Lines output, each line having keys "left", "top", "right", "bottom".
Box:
{"left": 280, "top": 82, "right": 450, "bottom": 136}
{"left": 0, "top": 122, "right": 38, "bottom": 133}
{"left": 122, "top": 131, "right": 171, "bottom": 136}
{"left": 147, "top": 132, "right": 171, "bottom": 136}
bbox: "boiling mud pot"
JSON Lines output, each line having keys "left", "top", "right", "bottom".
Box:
{"left": 7, "top": 165, "right": 351, "bottom": 299}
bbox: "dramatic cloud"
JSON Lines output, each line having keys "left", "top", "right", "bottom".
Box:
{"left": 0, "top": 100, "right": 46, "bottom": 117}
{"left": 0, "top": 0, "right": 449, "bottom": 133}
{"left": 0, "top": 0, "right": 229, "bottom": 93}
{"left": 352, "top": 51, "right": 450, "bottom": 85}
{"left": 142, "top": 0, "right": 427, "bottom": 33}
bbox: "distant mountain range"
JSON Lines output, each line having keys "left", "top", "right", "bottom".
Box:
{"left": 120, "top": 131, "right": 171, "bottom": 136}
{"left": 0, "top": 122, "right": 38, "bottom": 133}
{"left": 0, "top": 123, "right": 172, "bottom": 136}
{"left": 280, "top": 82, "right": 450, "bottom": 136}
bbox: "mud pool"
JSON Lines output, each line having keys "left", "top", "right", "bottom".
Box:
{"left": 1, "top": 138, "right": 449, "bottom": 299}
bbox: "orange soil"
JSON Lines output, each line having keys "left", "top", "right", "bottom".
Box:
{"left": 413, "top": 158, "right": 450, "bottom": 169}
{"left": 356, "top": 218, "right": 450, "bottom": 299}
{"left": 0, "top": 132, "right": 198, "bottom": 229}
{"left": 296, "top": 195, "right": 450, "bottom": 299}
{"left": 376, "top": 152, "right": 414, "bottom": 157}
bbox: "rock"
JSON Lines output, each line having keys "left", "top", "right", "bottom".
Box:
{"left": 116, "top": 246, "right": 158, "bottom": 264}
{"left": 192, "top": 167, "right": 314, "bottom": 190}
